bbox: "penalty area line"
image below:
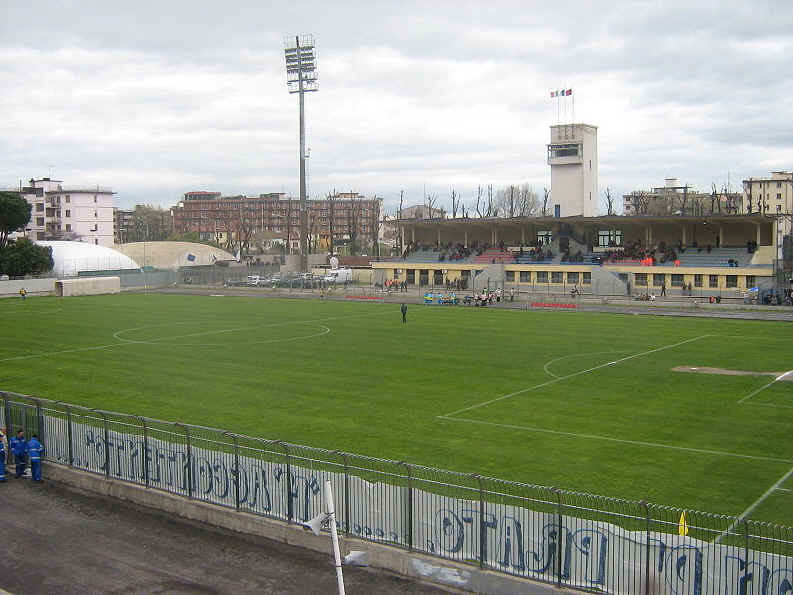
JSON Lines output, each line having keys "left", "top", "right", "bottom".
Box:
{"left": 737, "top": 370, "right": 793, "bottom": 404}
{"left": 435, "top": 416, "right": 793, "bottom": 464}
{"left": 715, "top": 465, "right": 793, "bottom": 543}
{"left": 443, "top": 334, "right": 710, "bottom": 417}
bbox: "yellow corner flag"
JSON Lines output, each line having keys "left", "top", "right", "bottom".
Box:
{"left": 678, "top": 511, "right": 689, "bottom": 536}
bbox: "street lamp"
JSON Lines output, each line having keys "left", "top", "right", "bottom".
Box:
{"left": 284, "top": 34, "right": 318, "bottom": 272}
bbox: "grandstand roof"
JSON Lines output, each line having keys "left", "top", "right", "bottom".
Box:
{"left": 394, "top": 214, "right": 773, "bottom": 227}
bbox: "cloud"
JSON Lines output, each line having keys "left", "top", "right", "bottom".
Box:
{"left": 0, "top": 0, "right": 790, "bottom": 217}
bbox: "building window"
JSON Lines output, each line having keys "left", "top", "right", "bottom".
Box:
{"left": 406, "top": 269, "right": 415, "bottom": 284}
{"left": 94, "top": 195, "right": 98, "bottom": 202}
{"left": 65, "top": 224, "right": 71, "bottom": 232}
{"left": 36, "top": 203, "right": 44, "bottom": 212}
{"left": 65, "top": 210, "right": 71, "bottom": 217}
{"left": 536, "top": 271, "right": 548, "bottom": 283}
{"left": 746, "top": 275, "right": 755, "bottom": 288}
{"left": 520, "top": 271, "right": 531, "bottom": 282}
{"left": 653, "top": 274, "right": 665, "bottom": 287}
{"left": 37, "top": 232, "right": 45, "bottom": 240}
{"left": 537, "top": 231, "right": 552, "bottom": 245}
{"left": 94, "top": 211, "right": 98, "bottom": 217}
{"left": 726, "top": 275, "right": 737, "bottom": 288}
{"left": 694, "top": 274, "right": 703, "bottom": 288}
{"left": 671, "top": 274, "right": 683, "bottom": 287}
{"left": 635, "top": 273, "right": 647, "bottom": 286}
{"left": 709, "top": 275, "right": 719, "bottom": 288}
{"left": 65, "top": 196, "right": 70, "bottom": 203}
{"left": 433, "top": 270, "right": 444, "bottom": 285}
{"left": 598, "top": 229, "right": 622, "bottom": 247}
{"left": 94, "top": 238, "right": 98, "bottom": 244}
{"left": 393, "top": 269, "right": 400, "bottom": 280}
{"left": 551, "top": 271, "right": 563, "bottom": 284}
{"left": 567, "top": 272, "right": 579, "bottom": 284}
{"left": 36, "top": 217, "right": 44, "bottom": 226}
{"left": 582, "top": 272, "right": 591, "bottom": 285}
{"left": 505, "top": 271, "right": 515, "bottom": 282}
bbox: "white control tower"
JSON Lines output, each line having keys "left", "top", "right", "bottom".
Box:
{"left": 547, "top": 123, "right": 598, "bottom": 217}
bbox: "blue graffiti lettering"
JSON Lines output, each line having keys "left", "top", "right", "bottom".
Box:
{"left": 434, "top": 509, "right": 465, "bottom": 553}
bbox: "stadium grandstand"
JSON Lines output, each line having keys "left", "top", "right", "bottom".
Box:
{"left": 374, "top": 214, "right": 782, "bottom": 295}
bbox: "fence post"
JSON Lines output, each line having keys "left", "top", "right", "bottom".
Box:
{"left": 176, "top": 423, "right": 192, "bottom": 499}
{"left": 553, "top": 488, "right": 563, "bottom": 588}
{"left": 642, "top": 501, "right": 650, "bottom": 595}
{"left": 743, "top": 519, "right": 750, "bottom": 590}
{"left": 97, "top": 411, "right": 110, "bottom": 478}
{"left": 228, "top": 433, "right": 240, "bottom": 511}
{"left": 335, "top": 451, "right": 350, "bottom": 536}
{"left": 34, "top": 399, "right": 44, "bottom": 444}
{"left": 63, "top": 404, "right": 73, "bottom": 467}
{"left": 280, "top": 441, "right": 293, "bottom": 523}
{"left": 139, "top": 417, "right": 149, "bottom": 487}
{"left": 473, "top": 474, "right": 485, "bottom": 569}
{"left": 401, "top": 462, "right": 413, "bottom": 551}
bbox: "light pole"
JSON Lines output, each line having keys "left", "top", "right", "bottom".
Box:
{"left": 284, "top": 34, "right": 318, "bottom": 272}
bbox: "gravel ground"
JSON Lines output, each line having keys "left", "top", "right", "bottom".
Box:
{"left": 0, "top": 477, "right": 447, "bottom": 595}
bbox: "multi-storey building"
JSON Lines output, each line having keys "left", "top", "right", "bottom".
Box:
{"left": 742, "top": 171, "right": 793, "bottom": 217}
{"left": 20, "top": 178, "right": 115, "bottom": 247}
{"left": 170, "top": 190, "right": 381, "bottom": 253}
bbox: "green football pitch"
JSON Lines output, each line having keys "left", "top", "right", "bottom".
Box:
{"left": 2, "top": 292, "right": 791, "bottom": 524}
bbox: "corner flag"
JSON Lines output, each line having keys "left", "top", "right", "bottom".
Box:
{"left": 678, "top": 511, "right": 689, "bottom": 536}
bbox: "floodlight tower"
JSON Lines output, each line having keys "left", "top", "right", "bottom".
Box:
{"left": 284, "top": 34, "right": 318, "bottom": 271}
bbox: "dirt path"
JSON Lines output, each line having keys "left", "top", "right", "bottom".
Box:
{"left": 0, "top": 477, "right": 446, "bottom": 595}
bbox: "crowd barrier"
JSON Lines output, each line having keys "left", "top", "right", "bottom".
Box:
{"left": 2, "top": 390, "right": 792, "bottom": 594}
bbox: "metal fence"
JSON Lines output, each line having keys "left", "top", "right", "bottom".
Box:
{"left": 2, "top": 389, "right": 792, "bottom": 594}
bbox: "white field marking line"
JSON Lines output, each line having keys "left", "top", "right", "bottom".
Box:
{"left": 435, "top": 416, "right": 793, "bottom": 465}
{"left": 715, "top": 465, "right": 793, "bottom": 544}
{"left": 776, "top": 487, "right": 793, "bottom": 493}
{"left": 112, "top": 310, "right": 388, "bottom": 343}
{"left": 1, "top": 310, "right": 383, "bottom": 363}
{"left": 543, "top": 350, "right": 633, "bottom": 379}
{"left": 0, "top": 342, "right": 128, "bottom": 363}
{"left": 120, "top": 325, "right": 332, "bottom": 348}
{"left": 443, "top": 334, "right": 711, "bottom": 417}
{"left": 736, "top": 370, "right": 793, "bottom": 404}
{"left": 744, "top": 402, "right": 793, "bottom": 410}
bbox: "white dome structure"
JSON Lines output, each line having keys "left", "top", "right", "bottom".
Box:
{"left": 37, "top": 241, "right": 141, "bottom": 278}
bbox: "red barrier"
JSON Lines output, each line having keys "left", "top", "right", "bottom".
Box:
{"left": 531, "top": 302, "right": 577, "bottom": 309}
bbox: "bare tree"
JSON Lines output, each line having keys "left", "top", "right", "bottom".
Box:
{"left": 327, "top": 190, "right": 337, "bottom": 255}
{"left": 487, "top": 184, "right": 494, "bottom": 217}
{"left": 348, "top": 196, "right": 363, "bottom": 255}
{"left": 542, "top": 188, "right": 550, "bottom": 217}
{"left": 397, "top": 190, "right": 403, "bottom": 254}
{"left": 424, "top": 192, "right": 438, "bottom": 219}
{"left": 517, "top": 184, "right": 539, "bottom": 216}
{"left": 475, "top": 185, "right": 483, "bottom": 218}
{"left": 604, "top": 187, "right": 614, "bottom": 216}
{"left": 450, "top": 189, "right": 459, "bottom": 219}
{"left": 369, "top": 197, "right": 381, "bottom": 257}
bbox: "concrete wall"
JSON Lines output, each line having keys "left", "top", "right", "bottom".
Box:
{"left": 0, "top": 278, "right": 55, "bottom": 297}
{"left": 56, "top": 276, "right": 120, "bottom": 297}
{"left": 44, "top": 463, "right": 562, "bottom": 595}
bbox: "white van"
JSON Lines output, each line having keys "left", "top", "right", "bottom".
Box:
{"left": 323, "top": 268, "right": 352, "bottom": 284}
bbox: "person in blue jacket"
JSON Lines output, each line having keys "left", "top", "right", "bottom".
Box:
{"left": 28, "top": 434, "right": 44, "bottom": 482}
{"left": 10, "top": 429, "right": 28, "bottom": 478}
{"left": 0, "top": 431, "right": 6, "bottom": 482}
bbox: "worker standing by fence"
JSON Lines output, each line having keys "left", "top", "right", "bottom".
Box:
{"left": 28, "top": 435, "right": 44, "bottom": 482}
{"left": 0, "top": 430, "right": 6, "bottom": 482}
{"left": 10, "top": 430, "right": 27, "bottom": 478}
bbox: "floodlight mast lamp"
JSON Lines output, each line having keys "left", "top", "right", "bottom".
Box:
{"left": 284, "top": 34, "right": 318, "bottom": 271}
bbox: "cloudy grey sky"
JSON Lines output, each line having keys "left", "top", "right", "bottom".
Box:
{"left": 1, "top": 0, "right": 791, "bottom": 214}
